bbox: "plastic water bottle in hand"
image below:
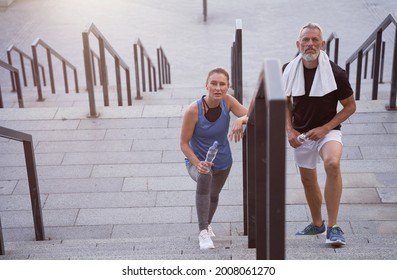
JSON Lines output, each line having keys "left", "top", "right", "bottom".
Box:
{"left": 297, "top": 133, "right": 308, "bottom": 143}
{"left": 205, "top": 141, "right": 218, "bottom": 163}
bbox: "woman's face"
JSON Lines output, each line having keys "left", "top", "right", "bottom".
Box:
{"left": 206, "top": 73, "right": 229, "bottom": 100}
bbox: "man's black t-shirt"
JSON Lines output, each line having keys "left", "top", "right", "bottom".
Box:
{"left": 283, "top": 61, "right": 353, "bottom": 133}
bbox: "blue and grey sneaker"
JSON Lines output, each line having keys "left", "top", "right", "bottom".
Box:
{"left": 296, "top": 221, "right": 326, "bottom": 235}
{"left": 326, "top": 225, "right": 346, "bottom": 245}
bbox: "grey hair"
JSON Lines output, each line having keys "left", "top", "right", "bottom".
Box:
{"left": 298, "top": 23, "right": 324, "bottom": 40}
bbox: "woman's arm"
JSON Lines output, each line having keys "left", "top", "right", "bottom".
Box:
{"left": 225, "top": 94, "right": 248, "bottom": 142}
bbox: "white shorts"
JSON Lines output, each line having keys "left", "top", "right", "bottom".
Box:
{"left": 294, "top": 130, "right": 342, "bottom": 169}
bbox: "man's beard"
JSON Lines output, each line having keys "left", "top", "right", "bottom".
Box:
{"left": 301, "top": 51, "right": 320, "bottom": 62}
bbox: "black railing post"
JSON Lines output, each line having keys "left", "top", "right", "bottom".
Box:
{"left": 231, "top": 19, "right": 243, "bottom": 104}
{"left": 253, "top": 81, "right": 267, "bottom": 259}
{"left": 266, "top": 60, "right": 286, "bottom": 260}
{"left": 126, "top": 69, "right": 132, "bottom": 106}
{"left": 0, "top": 217, "right": 4, "bottom": 255}
{"left": 46, "top": 48, "right": 55, "bottom": 94}
{"left": 31, "top": 45, "right": 44, "bottom": 101}
{"left": 242, "top": 133, "right": 248, "bottom": 236}
{"left": 372, "top": 31, "right": 382, "bottom": 100}
{"left": 245, "top": 112, "right": 256, "bottom": 248}
{"left": 133, "top": 43, "right": 142, "bottom": 100}
{"left": 0, "top": 85, "right": 3, "bottom": 108}
{"left": 243, "top": 59, "right": 285, "bottom": 260}
{"left": 334, "top": 38, "right": 339, "bottom": 65}
{"left": 99, "top": 37, "right": 109, "bottom": 106}
{"left": 23, "top": 139, "right": 45, "bottom": 241}
{"left": 389, "top": 28, "right": 397, "bottom": 110}
{"left": 115, "top": 57, "right": 123, "bottom": 106}
{"left": 82, "top": 31, "right": 98, "bottom": 117}
{"left": 355, "top": 50, "right": 363, "bottom": 100}
{"left": 203, "top": 0, "right": 207, "bottom": 22}
{"left": 0, "top": 127, "right": 45, "bottom": 242}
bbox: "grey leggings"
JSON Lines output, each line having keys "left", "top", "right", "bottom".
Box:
{"left": 186, "top": 163, "right": 231, "bottom": 231}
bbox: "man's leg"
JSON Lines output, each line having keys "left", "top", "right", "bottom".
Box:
{"left": 319, "top": 141, "right": 343, "bottom": 227}
{"left": 299, "top": 167, "right": 323, "bottom": 227}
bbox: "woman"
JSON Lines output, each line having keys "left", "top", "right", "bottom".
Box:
{"left": 180, "top": 67, "right": 247, "bottom": 249}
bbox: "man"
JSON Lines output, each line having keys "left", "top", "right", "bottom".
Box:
{"left": 283, "top": 23, "right": 356, "bottom": 245}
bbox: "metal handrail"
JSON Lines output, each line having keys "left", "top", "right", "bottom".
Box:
{"left": 82, "top": 22, "right": 132, "bottom": 117}
{"left": 7, "top": 45, "right": 47, "bottom": 91}
{"left": 90, "top": 49, "right": 102, "bottom": 86}
{"left": 133, "top": 38, "right": 157, "bottom": 100}
{"left": 325, "top": 32, "right": 339, "bottom": 65}
{"left": 231, "top": 19, "right": 243, "bottom": 104}
{"left": 0, "top": 126, "right": 45, "bottom": 255}
{"left": 0, "top": 59, "right": 24, "bottom": 108}
{"left": 157, "top": 46, "right": 171, "bottom": 90}
{"left": 203, "top": 0, "right": 207, "bottom": 22}
{"left": 363, "top": 41, "right": 386, "bottom": 82}
{"left": 0, "top": 217, "right": 4, "bottom": 255}
{"left": 32, "top": 38, "right": 79, "bottom": 101}
{"left": 345, "top": 14, "right": 397, "bottom": 109}
{"left": 242, "top": 59, "right": 286, "bottom": 260}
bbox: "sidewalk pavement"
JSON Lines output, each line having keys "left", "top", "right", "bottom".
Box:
{"left": 0, "top": 0, "right": 396, "bottom": 260}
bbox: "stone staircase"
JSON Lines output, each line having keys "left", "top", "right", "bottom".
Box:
{"left": 2, "top": 232, "right": 397, "bottom": 260}
{"left": 1, "top": 82, "right": 397, "bottom": 260}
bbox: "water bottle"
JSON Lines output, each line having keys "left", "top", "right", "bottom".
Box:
{"left": 205, "top": 141, "right": 218, "bottom": 163}
{"left": 297, "top": 133, "right": 308, "bottom": 143}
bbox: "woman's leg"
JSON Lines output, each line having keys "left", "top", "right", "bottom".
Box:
{"left": 187, "top": 163, "right": 212, "bottom": 231}
{"left": 208, "top": 166, "right": 231, "bottom": 225}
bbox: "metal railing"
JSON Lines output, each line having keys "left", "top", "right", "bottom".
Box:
{"left": 7, "top": 45, "right": 46, "bottom": 91}
{"left": 242, "top": 59, "right": 286, "bottom": 260}
{"left": 82, "top": 23, "right": 132, "bottom": 117}
{"left": 0, "top": 217, "right": 4, "bottom": 255}
{"left": 325, "top": 32, "right": 339, "bottom": 65}
{"left": 133, "top": 39, "right": 157, "bottom": 100}
{"left": 0, "top": 59, "right": 24, "bottom": 108}
{"left": 157, "top": 46, "right": 171, "bottom": 90}
{"left": 0, "top": 126, "right": 45, "bottom": 255}
{"left": 32, "top": 38, "right": 79, "bottom": 101}
{"left": 90, "top": 49, "right": 102, "bottom": 86}
{"left": 203, "top": 0, "right": 207, "bottom": 22}
{"left": 231, "top": 19, "right": 243, "bottom": 104}
{"left": 362, "top": 41, "right": 387, "bottom": 83}
{"left": 345, "top": 14, "right": 397, "bottom": 110}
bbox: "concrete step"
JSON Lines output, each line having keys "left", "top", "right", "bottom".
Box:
{"left": 0, "top": 235, "right": 256, "bottom": 260}
{"left": 1, "top": 233, "right": 396, "bottom": 260}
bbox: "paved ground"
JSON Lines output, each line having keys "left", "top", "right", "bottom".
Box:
{"left": 0, "top": 0, "right": 396, "bottom": 261}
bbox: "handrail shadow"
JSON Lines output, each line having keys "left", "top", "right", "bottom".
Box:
{"left": 345, "top": 14, "right": 397, "bottom": 110}
{"left": 133, "top": 39, "right": 157, "bottom": 100}
{"left": 82, "top": 22, "right": 132, "bottom": 117}
{"left": 231, "top": 19, "right": 243, "bottom": 104}
{"left": 0, "top": 126, "right": 45, "bottom": 255}
{"left": 242, "top": 59, "right": 286, "bottom": 260}
{"left": 0, "top": 59, "right": 24, "bottom": 108}
{"left": 32, "top": 38, "right": 79, "bottom": 101}
{"left": 7, "top": 45, "right": 47, "bottom": 91}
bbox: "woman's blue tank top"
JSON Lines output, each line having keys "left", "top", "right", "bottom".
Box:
{"left": 186, "top": 97, "right": 232, "bottom": 170}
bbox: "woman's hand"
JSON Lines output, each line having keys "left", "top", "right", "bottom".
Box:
{"left": 197, "top": 161, "right": 213, "bottom": 174}
{"left": 229, "top": 115, "right": 248, "bottom": 142}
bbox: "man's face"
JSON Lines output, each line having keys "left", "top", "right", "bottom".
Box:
{"left": 296, "top": 27, "right": 325, "bottom": 62}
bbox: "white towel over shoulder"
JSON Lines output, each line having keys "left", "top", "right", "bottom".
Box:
{"left": 282, "top": 50, "right": 337, "bottom": 97}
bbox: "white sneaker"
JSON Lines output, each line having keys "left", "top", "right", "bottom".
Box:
{"left": 207, "top": 224, "right": 215, "bottom": 237}
{"left": 198, "top": 229, "right": 215, "bottom": 249}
